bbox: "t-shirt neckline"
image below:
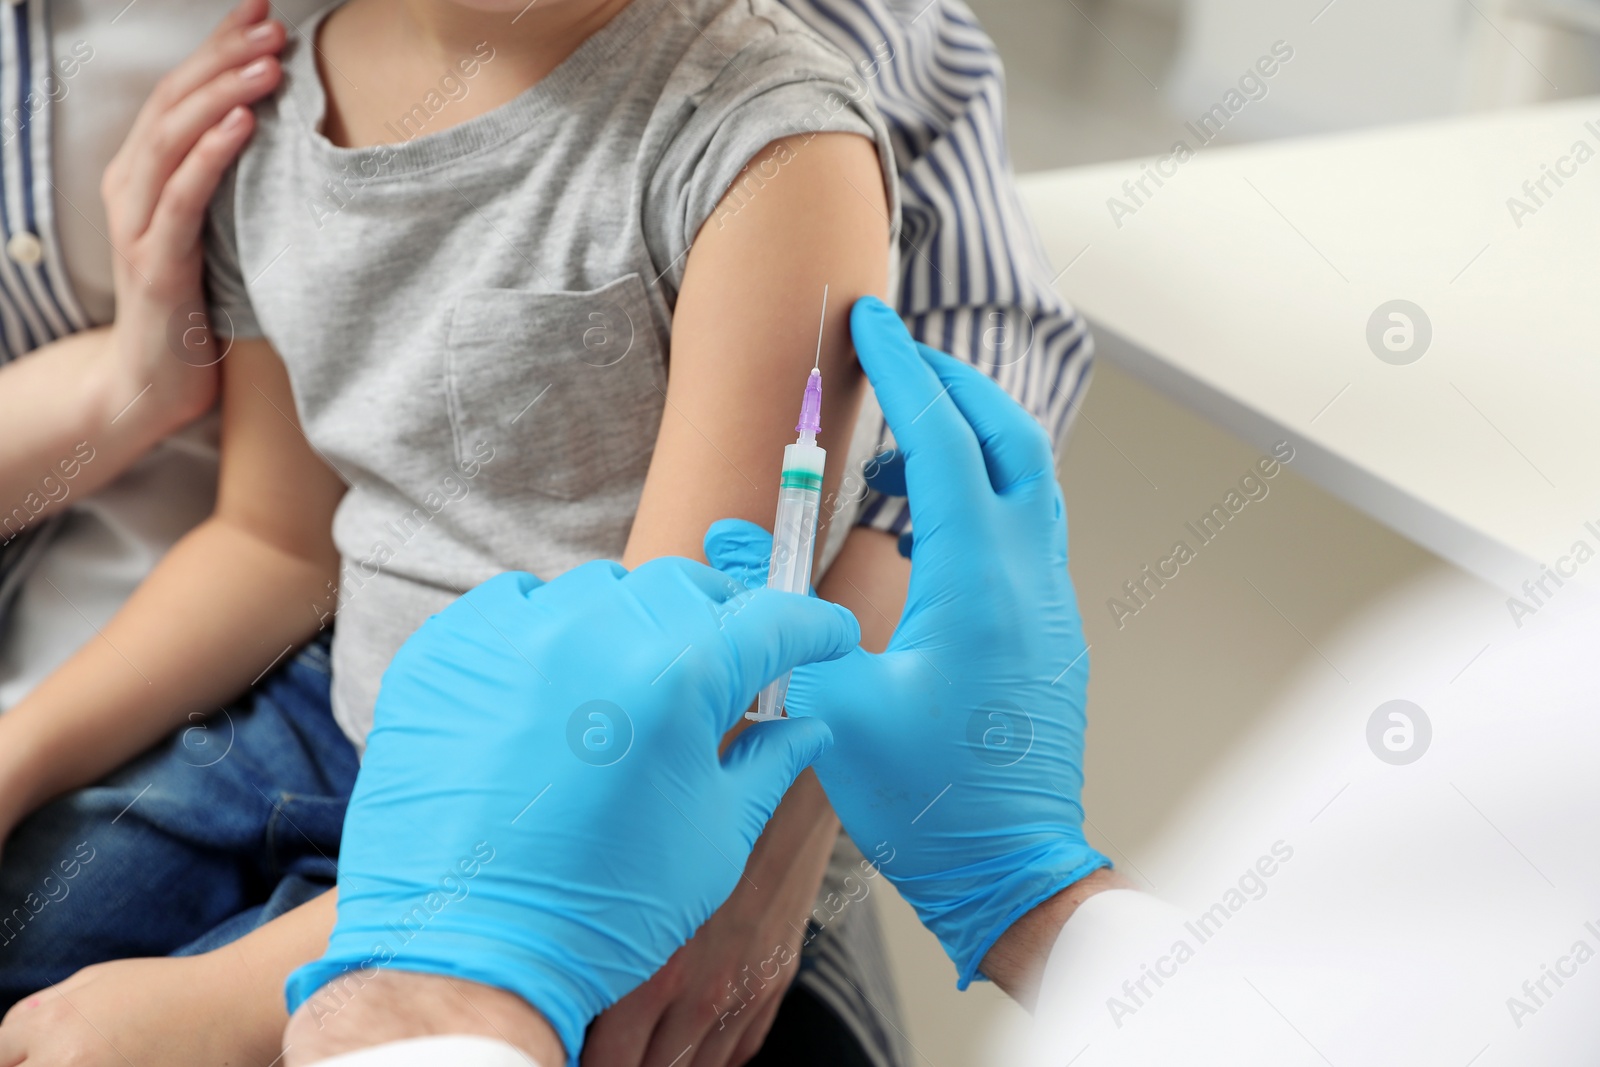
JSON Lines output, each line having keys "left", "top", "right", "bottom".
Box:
{"left": 288, "top": 0, "right": 668, "bottom": 177}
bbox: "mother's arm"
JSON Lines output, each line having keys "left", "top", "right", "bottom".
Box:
{"left": 0, "top": 0, "right": 285, "bottom": 527}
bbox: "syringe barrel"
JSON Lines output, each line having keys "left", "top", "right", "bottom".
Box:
{"left": 751, "top": 441, "right": 824, "bottom": 721}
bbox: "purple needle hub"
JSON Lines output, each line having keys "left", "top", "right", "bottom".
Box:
{"left": 796, "top": 368, "right": 823, "bottom": 436}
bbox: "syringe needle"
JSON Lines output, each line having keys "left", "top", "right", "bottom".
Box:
{"left": 813, "top": 284, "right": 829, "bottom": 370}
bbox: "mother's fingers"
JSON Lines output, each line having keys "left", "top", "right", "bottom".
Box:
{"left": 143, "top": 106, "right": 256, "bottom": 261}
{"left": 138, "top": 3, "right": 280, "bottom": 121}
{"left": 116, "top": 50, "right": 283, "bottom": 242}
{"left": 110, "top": 16, "right": 284, "bottom": 240}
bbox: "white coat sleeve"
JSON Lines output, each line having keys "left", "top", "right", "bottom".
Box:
{"left": 999, "top": 890, "right": 1310, "bottom": 1067}
{"left": 301, "top": 1035, "right": 543, "bottom": 1067}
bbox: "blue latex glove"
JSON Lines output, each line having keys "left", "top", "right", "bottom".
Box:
{"left": 705, "top": 296, "right": 1109, "bottom": 988}
{"left": 285, "top": 559, "right": 857, "bottom": 1061}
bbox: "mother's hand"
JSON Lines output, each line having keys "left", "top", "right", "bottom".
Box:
{"left": 102, "top": 0, "right": 286, "bottom": 427}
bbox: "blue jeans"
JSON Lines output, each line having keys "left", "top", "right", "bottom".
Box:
{"left": 0, "top": 635, "right": 355, "bottom": 1006}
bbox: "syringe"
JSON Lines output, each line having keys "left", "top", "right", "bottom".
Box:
{"left": 748, "top": 287, "right": 829, "bottom": 722}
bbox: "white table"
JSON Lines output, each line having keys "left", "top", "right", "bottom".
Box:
{"left": 1018, "top": 97, "right": 1600, "bottom": 595}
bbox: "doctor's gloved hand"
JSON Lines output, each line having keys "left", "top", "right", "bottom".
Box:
{"left": 705, "top": 296, "right": 1110, "bottom": 989}
{"left": 284, "top": 559, "right": 858, "bottom": 1062}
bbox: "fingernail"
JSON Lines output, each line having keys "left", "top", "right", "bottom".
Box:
{"left": 246, "top": 21, "right": 276, "bottom": 42}
{"left": 240, "top": 57, "right": 273, "bottom": 80}
{"left": 223, "top": 106, "right": 249, "bottom": 129}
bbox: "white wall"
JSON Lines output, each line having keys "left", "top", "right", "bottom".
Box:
{"left": 1166, "top": 0, "right": 1600, "bottom": 139}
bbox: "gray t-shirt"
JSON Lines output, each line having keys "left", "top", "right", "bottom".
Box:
{"left": 208, "top": 0, "right": 897, "bottom": 746}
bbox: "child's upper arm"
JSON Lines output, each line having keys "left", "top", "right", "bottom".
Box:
{"left": 623, "top": 131, "right": 891, "bottom": 567}
{"left": 205, "top": 166, "right": 344, "bottom": 569}
{"left": 215, "top": 337, "right": 345, "bottom": 569}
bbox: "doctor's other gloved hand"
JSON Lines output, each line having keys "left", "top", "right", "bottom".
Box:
{"left": 706, "top": 296, "right": 1110, "bottom": 988}
{"left": 284, "top": 559, "right": 858, "bottom": 1061}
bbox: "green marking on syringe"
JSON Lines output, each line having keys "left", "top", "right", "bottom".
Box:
{"left": 779, "top": 470, "right": 822, "bottom": 492}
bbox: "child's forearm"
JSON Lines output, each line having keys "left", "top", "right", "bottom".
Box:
{"left": 221, "top": 888, "right": 338, "bottom": 1032}
{"left": 0, "top": 515, "right": 335, "bottom": 830}
{"left": 0, "top": 327, "right": 209, "bottom": 532}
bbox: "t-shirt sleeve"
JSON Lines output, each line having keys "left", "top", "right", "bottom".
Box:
{"left": 204, "top": 164, "right": 265, "bottom": 341}
{"left": 643, "top": 39, "right": 901, "bottom": 298}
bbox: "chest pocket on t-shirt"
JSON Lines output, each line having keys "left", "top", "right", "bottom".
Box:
{"left": 446, "top": 274, "right": 666, "bottom": 502}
